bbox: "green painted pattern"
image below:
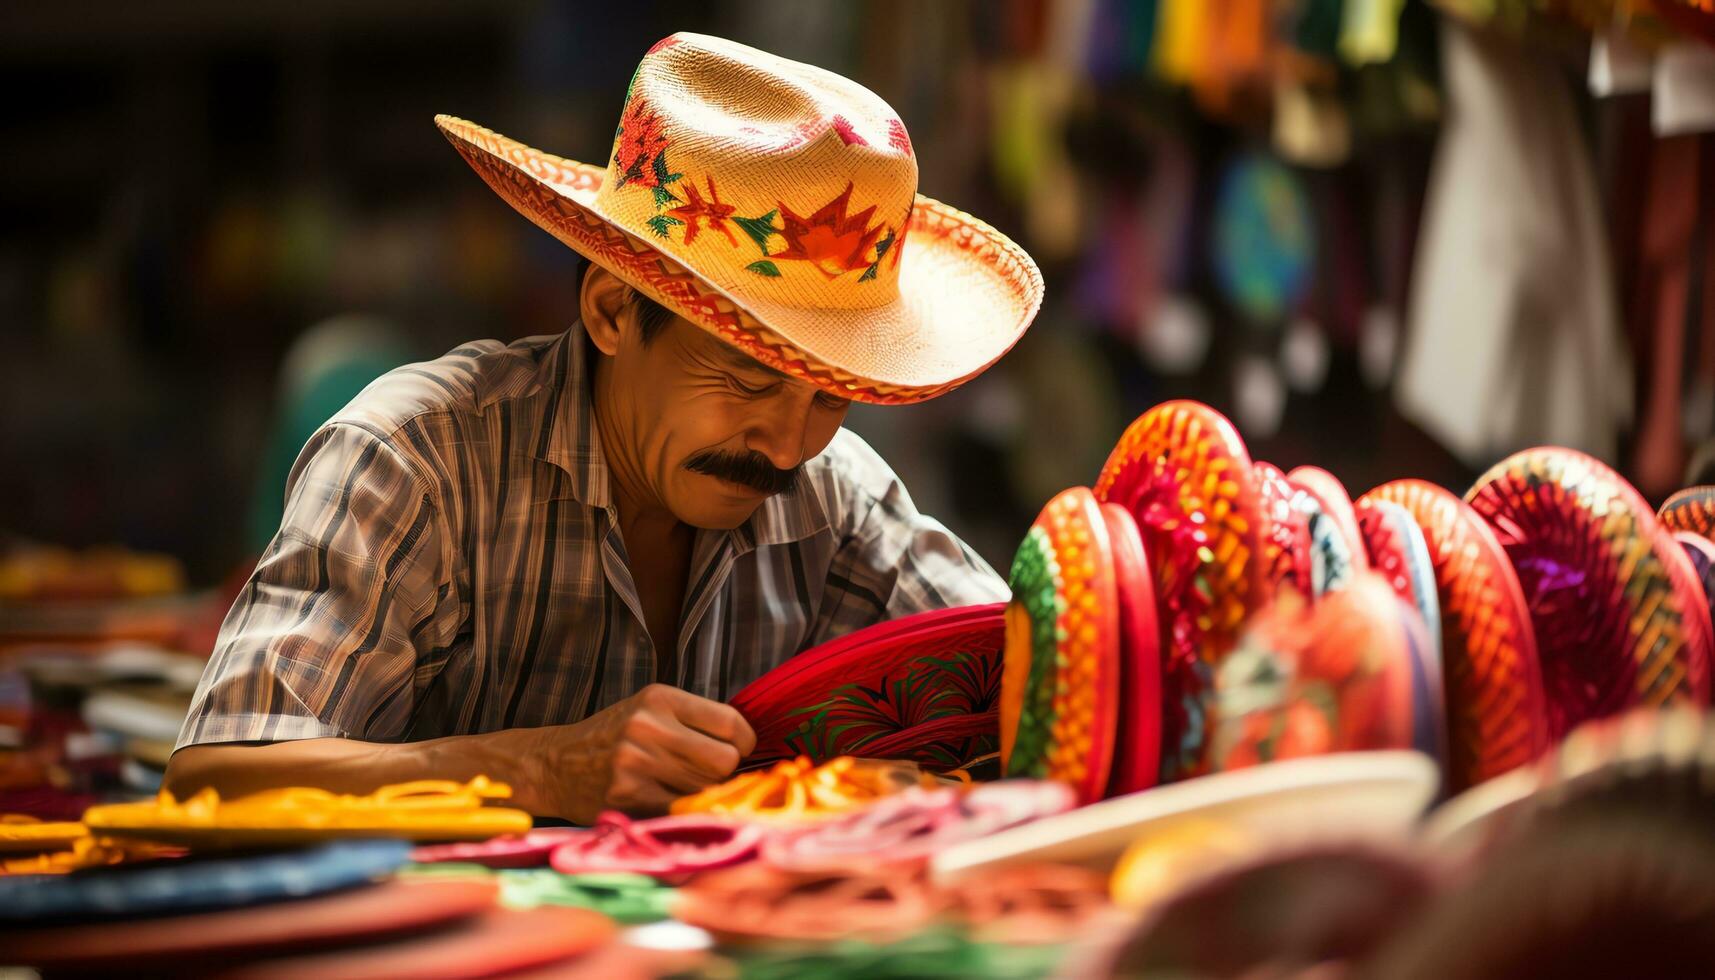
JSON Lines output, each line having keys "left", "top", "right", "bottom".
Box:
{"left": 1006, "top": 526, "right": 1065, "bottom": 777}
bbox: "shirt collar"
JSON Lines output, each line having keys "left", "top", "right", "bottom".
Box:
{"left": 528, "top": 325, "right": 829, "bottom": 549}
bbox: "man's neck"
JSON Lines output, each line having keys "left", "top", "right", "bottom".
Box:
{"left": 590, "top": 347, "right": 694, "bottom": 678}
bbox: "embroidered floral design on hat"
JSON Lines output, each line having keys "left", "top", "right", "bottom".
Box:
{"left": 612, "top": 98, "right": 682, "bottom": 208}
{"left": 667, "top": 176, "right": 738, "bottom": 246}
{"left": 774, "top": 182, "right": 886, "bottom": 280}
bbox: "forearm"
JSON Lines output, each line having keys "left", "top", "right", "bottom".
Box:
{"left": 163, "top": 727, "right": 556, "bottom": 815}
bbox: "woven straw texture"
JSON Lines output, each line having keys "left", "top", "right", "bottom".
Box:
{"left": 1093, "top": 400, "right": 1265, "bottom": 783}
{"left": 1467, "top": 448, "right": 1712, "bottom": 742}
{"left": 1360, "top": 479, "right": 1547, "bottom": 791}
{"left": 435, "top": 33, "right": 1042, "bottom": 404}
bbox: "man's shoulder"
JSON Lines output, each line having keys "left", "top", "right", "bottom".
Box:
{"left": 327, "top": 333, "right": 569, "bottom": 444}
{"left": 800, "top": 428, "right": 906, "bottom": 524}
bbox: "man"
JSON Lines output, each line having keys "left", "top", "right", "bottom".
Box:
{"left": 166, "top": 33, "right": 1042, "bottom": 823}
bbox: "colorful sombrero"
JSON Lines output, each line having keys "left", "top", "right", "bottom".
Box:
{"left": 730, "top": 604, "right": 1005, "bottom": 771}
{"left": 1254, "top": 462, "right": 1313, "bottom": 601}
{"left": 1, "top": 879, "right": 500, "bottom": 973}
{"left": 0, "top": 839, "right": 414, "bottom": 923}
{"left": 436, "top": 33, "right": 1042, "bottom": 405}
{"left": 1102, "top": 503, "right": 1164, "bottom": 797}
{"left": 1355, "top": 500, "right": 1446, "bottom": 762}
{"left": 1466, "top": 448, "right": 1712, "bottom": 739}
{"left": 1306, "top": 502, "right": 1359, "bottom": 598}
{"left": 1676, "top": 532, "right": 1715, "bottom": 640}
{"left": 1358, "top": 480, "right": 1548, "bottom": 791}
{"left": 1208, "top": 575, "right": 1419, "bottom": 772}
{"left": 1001, "top": 487, "right": 1122, "bottom": 803}
{"left": 1094, "top": 401, "right": 1268, "bottom": 781}
{"left": 1660, "top": 485, "right": 1715, "bottom": 542}
{"left": 1286, "top": 466, "right": 1368, "bottom": 574}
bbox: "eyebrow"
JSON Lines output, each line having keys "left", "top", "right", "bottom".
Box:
{"left": 710, "top": 341, "right": 792, "bottom": 381}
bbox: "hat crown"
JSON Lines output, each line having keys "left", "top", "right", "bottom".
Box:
{"left": 595, "top": 33, "right": 917, "bottom": 311}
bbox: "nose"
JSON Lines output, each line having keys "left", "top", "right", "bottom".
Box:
{"left": 745, "top": 395, "right": 816, "bottom": 472}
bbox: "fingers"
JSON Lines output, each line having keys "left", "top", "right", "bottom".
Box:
{"left": 601, "top": 685, "right": 757, "bottom": 817}
{"left": 607, "top": 741, "right": 703, "bottom": 812}
{"left": 647, "top": 685, "right": 757, "bottom": 757}
{"left": 623, "top": 702, "right": 741, "bottom": 784}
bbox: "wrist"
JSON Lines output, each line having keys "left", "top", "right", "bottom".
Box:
{"left": 412, "top": 727, "right": 550, "bottom": 816}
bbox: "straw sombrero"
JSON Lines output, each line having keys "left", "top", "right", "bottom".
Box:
{"left": 435, "top": 32, "right": 1043, "bottom": 404}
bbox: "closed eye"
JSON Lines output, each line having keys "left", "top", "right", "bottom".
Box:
{"left": 727, "top": 375, "right": 776, "bottom": 397}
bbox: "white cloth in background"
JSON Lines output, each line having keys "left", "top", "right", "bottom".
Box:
{"left": 1396, "top": 19, "right": 1630, "bottom": 465}
{"left": 1655, "top": 42, "right": 1715, "bottom": 137}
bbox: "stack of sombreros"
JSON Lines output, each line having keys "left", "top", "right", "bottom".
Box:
{"left": 998, "top": 401, "right": 1435, "bottom": 803}
{"left": 998, "top": 400, "right": 1715, "bottom": 804}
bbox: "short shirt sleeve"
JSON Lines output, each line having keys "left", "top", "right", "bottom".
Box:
{"left": 176, "top": 423, "right": 454, "bottom": 749}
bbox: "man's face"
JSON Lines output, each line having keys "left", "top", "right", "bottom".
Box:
{"left": 597, "top": 310, "right": 851, "bottom": 529}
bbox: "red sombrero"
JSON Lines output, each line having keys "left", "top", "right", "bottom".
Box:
{"left": 1254, "top": 462, "right": 1313, "bottom": 601}
{"left": 1359, "top": 479, "right": 1548, "bottom": 791}
{"left": 1103, "top": 502, "right": 1164, "bottom": 797}
{"left": 1094, "top": 400, "right": 1268, "bottom": 782}
{"left": 436, "top": 33, "right": 1042, "bottom": 405}
{"left": 1466, "top": 448, "right": 1712, "bottom": 738}
{"left": 729, "top": 604, "right": 1005, "bottom": 771}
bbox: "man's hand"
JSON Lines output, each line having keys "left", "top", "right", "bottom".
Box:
{"left": 165, "top": 685, "right": 755, "bottom": 826}
{"left": 530, "top": 683, "right": 756, "bottom": 823}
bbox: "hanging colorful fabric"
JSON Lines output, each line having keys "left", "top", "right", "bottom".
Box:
{"left": 1209, "top": 575, "right": 1420, "bottom": 771}
{"left": 1000, "top": 487, "right": 1122, "bottom": 803}
{"left": 1210, "top": 153, "right": 1315, "bottom": 325}
{"left": 1466, "top": 448, "right": 1713, "bottom": 738}
{"left": 1356, "top": 500, "right": 1447, "bottom": 762}
{"left": 546, "top": 812, "right": 760, "bottom": 883}
{"left": 729, "top": 604, "right": 1004, "bottom": 771}
{"left": 1094, "top": 400, "right": 1267, "bottom": 782}
{"left": 1102, "top": 503, "right": 1164, "bottom": 797}
{"left": 1358, "top": 480, "right": 1547, "bottom": 791}
{"left": 1660, "top": 486, "right": 1715, "bottom": 542}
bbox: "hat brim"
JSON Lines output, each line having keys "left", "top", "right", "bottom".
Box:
{"left": 435, "top": 115, "right": 1043, "bottom": 405}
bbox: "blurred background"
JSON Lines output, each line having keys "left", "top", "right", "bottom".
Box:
{"left": 3, "top": 0, "right": 1713, "bottom": 599}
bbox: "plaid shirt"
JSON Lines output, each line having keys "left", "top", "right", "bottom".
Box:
{"left": 178, "top": 329, "right": 1007, "bottom": 748}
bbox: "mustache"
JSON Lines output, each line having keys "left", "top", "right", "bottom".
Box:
{"left": 683, "top": 449, "right": 800, "bottom": 495}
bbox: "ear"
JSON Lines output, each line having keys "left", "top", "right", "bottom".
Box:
{"left": 579, "top": 264, "right": 630, "bottom": 357}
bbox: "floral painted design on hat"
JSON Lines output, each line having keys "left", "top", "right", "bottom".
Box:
{"left": 665, "top": 176, "right": 738, "bottom": 246}
{"left": 773, "top": 182, "right": 885, "bottom": 279}
{"left": 612, "top": 98, "right": 682, "bottom": 207}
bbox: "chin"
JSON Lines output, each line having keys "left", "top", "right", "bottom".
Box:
{"left": 674, "top": 486, "right": 769, "bottom": 530}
